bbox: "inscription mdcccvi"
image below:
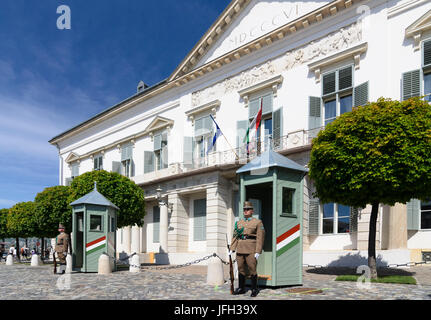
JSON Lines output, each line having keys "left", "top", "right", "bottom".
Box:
{"left": 228, "top": 5, "right": 300, "bottom": 49}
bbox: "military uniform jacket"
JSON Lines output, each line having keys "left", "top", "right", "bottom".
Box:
{"left": 231, "top": 217, "right": 265, "bottom": 255}
{"left": 55, "top": 232, "right": 69, "bottom": 253}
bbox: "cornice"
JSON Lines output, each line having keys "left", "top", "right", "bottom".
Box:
{"left": 185, "top": 100, "right": 220, "bottom": 123}
{"left": 308, "top": 42, "right": 368, "bottom": 82}
{"left": 405, "top": 8, "right": 431, "bottom": 51}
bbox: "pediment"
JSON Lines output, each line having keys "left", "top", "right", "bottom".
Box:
{"left": 65, "top": 152, "right": 80, "bottom": 163}
{"left": 195, "top": 0, "right": 331, "bottom": 69}
{"left": 406, "top": 9, "right": 431, "bottom": 38}
{"left": 169, "top": 0, "right": 364, "bottom": 84}
{"left": 143, "top": 116, "right": 174, "bottom": 136}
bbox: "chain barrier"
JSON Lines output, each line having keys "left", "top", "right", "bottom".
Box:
{"left": 303, "top": 260, "right": 431, "bottom": 269}
{"left": 118, "top": 252, "right": 237, "bottom": 270}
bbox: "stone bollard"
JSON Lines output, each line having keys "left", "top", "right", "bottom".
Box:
{"left": 30, "top": 254, "right": 41, "bottom": 267}
{"left": 206, "top": 255, "right": 224, "bottom": 286}
{"left": 66, "top": 254, "right": 73, "bottom": 274}
{"left": 6, "top": 254, "right": 13, "bottom": 266}
{"left": 98, "top": 253, "right": 112, "bottom": 275}
{"left": 129, "top": 254, "right": 140, "bottom": 273}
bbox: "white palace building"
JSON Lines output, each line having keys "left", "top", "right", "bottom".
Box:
{"left": 50, "top": 0, "right": 431, "bottom": 267}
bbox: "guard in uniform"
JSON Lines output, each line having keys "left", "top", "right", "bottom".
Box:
{"left": 55, "top": 224, "right": 69, "bottom": 274}
{"left": 230, "top": 201, "right": 265, "bottom": 297}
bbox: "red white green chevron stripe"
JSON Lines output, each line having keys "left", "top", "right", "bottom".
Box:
{"left": 276, "top": 224, "right": 300, "bottom": 257}
{"left": 86, "top": 236, "right": 106, "bottom": 255}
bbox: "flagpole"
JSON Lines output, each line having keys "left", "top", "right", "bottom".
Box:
{"left": 209, "top": 114, "right": 240, "bottom": 160}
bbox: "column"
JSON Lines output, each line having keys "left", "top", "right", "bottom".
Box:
{"left": 159, "top": 202, "right": 169, "bottom": 253}
{"left": 131, "top": 225, "right": 141, "bottom": 254}
{"left": 168, "top": 193, "right": 189, "bottom": 253}
{"left": 206, "top": 181, "right": 229, "bottom": 256}
{"left": 123, "top": 226, "right": 132, "bottom": 254}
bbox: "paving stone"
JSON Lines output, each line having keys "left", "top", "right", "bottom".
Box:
{"left": 1, "top": 262, "right": 431, "bottom": 300}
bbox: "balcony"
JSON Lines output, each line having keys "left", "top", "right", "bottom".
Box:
{"left": 133, "top": 127, "right": 320, "bottom": 186}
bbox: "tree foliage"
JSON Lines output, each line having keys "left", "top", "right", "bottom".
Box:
{"left": 309, "top": 97, "right": 431, "bottom": 207}
{"left": 0, "top": 208, "right": 10, "bottom": 239}
{"left": 68, "top": 170, "right": 146, "bottom": 228}
{"left": 34, "top": 186, "right": 72, "bottom": 238}
{"left": 6, "top": 202, "right": 38, "bottom": 238}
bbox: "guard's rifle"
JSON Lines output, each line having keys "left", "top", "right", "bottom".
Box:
{"left": 226, "top": 234, "right": 234, "bottom": 295}
{"left": 53, "top": 251, "right": 57, "bottom": 274}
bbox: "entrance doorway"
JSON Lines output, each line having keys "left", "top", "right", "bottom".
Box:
{"left": 245, "top": 182, "right": 273, "bottom": 282}
{"left": 74, "top": 212, "right": 84, "bottom": 268}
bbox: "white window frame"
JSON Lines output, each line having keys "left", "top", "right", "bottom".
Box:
{"left": 93, "top": 154, "right": 103, "bottom": 171}
{"left": 321, "top": 64, "right": 354, "bottom": 126}
{"left": 320, "top": 203, "right": 350, "bottom": 235}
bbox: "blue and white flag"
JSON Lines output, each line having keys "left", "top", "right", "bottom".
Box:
{"left": 207, "top": 114, "right": 223, "bottom": 154}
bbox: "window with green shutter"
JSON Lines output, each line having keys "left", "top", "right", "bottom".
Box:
{"left": 272, "top": 107, "right": 282, "bottom": 149}
{"left": 249, "top": 93, "right": 273, "bottom": 119}
{"left": 71, "top": 163, "right": 79, "bottom": 179}
{"left": 153, "top": 132, "right": 168, "bottom": 171}
{"left": 193, "top": 199, "right": 206, "bottom": 241}
{"left": 121, "top": 143, "right": 133, "bottom": 177}
{"left": 112, "top": 161, "right": 121, "bottom": 174}
{"left": 308, "top": 198, "right": 320, "bottom": 236}
{"left": 144, "top": 151, "right": 154, "bottom": 174}
{"left": 320, "top": 65, "right": 357, "bottom": 129}
{"left": 183, "top": 136, "right": 194, "bottom": 168}
{"left": 94, "top": 155, "right": 103, "bottom": 171}
{"left": 423, "top": 39, "right": 431, "bottom": 68}
{"left": 402, "top": 69, "right": 421, "bottom": 101}
{"left": 354, "top": 82, "right": 369, "bottom": 107}
{"left": 153, "top": 206, "right": 160, "bottom": 243}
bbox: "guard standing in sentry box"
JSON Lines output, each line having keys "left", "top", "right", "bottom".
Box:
{"left": 55, "top": 224, "right": 69, "bottom": 274}
{"left": 229, "top": 201, "right": 265, "bottom": 297}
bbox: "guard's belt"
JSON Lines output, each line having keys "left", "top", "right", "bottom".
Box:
{"left": 242, "top": 235, "right": 256, "bottom": 240}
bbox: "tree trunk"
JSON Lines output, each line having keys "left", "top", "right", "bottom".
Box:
{"left": 15, "top": 237, "right": 20, "bottom": 262}
{"left": 41, "top": 237, "right": 45, "bottom": 262}
{"left": 368, "top": 202, "right": 379, "bottom": 279}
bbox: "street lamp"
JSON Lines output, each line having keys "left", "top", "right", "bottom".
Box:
{"left": 156, "top": 185, "right": 173, "bottom": 211}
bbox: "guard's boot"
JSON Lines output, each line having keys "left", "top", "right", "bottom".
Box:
{"left": 233, "top": 274, "right": 246, "bottom": 295}
{"left": 250, "top": 275, "right": 259, "bottom": 297}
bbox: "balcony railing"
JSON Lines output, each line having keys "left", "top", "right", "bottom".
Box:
{"left": 133, "top": 128, "right": 321, "bottom": 185}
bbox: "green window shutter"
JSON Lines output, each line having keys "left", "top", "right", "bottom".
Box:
{"left": 154, "top": 134, "right": 162, "bottom": 151}
{"left": 112, "top": 161, "right": 121, "bottom": 174}
{"left": 121, "top": 144, "right": 133, "bottom": 161}
{"left": 65, "top": 178, "right": 73, "bottom": 186}
{"left": 407, "top": 199, "right": 420, "bottom": 231}
{"left": 193, "top": 199, "right": 206, "bottom": 241}
{"left": 183, "top": 136, "right": 194, "bottom": 167}
{"left": 71, "top": 163, "right": 79, "bottom": 177}
{"left": 423, "top": 40, "right": 431, "bottom": 68}
{"left": 402, "top": 70, "right": 421, "bottom": 101}
{"left": 249, "top": 98, "right": 260, "bottom": 119}
{"left": 153, "top": 206, "right": 160, "bottom": 243}
{"left": 272, "top": 107, "right": 282, "bottom": 148}
{"left": 308, "top": 96, "right": 322, "bottom": 130}
{"left": 322, "top": 71, "right": 336, "bottom": 96}
{"left": 308, "top": 198, "right": 320, "bottom": 235}
{"left": 144, "top": 151, "right": 154, "bottom": 174}
{"left": 350, "top": 207, "right": 359, "bottom": 233}
{"left": 354, "top": 81, "right": 369, "bottom": 107}
{"left": 338, "top": 66, "right": 353, "bottom": 91}
{"left": 195, "top": 116, "right": 212, "bottom": 137}
{"left": 236, "top": 120, "right": 248, "bottom": 148}
{"left": 262, "top": 94, "right": 273, "bottom": 116}
{"left": 161, "top": 146, "right": 168, "bottom": 169}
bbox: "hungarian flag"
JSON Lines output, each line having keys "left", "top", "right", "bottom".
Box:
{"left": 243, "top": 98, "right": 263, "bottom": 145}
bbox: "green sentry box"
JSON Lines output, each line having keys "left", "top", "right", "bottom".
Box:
{"left": 70, "top": 182, "right": 119, "bottom": 273}
{"left": 236, "top": 150, "right": 308, "bottom": 287}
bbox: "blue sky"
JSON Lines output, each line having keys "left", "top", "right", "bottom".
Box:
{"left": 0, "top": 0, "right": 231, "bottom": 209}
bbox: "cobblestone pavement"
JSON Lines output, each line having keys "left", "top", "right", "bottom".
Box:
{"left": 0, "top": 262, "right": 431, "bottom": 300}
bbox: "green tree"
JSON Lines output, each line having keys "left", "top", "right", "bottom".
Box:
{"left": 0, "top": 208, "right": 10, "bottom": 242}
{"left": 309, "top": 97, "right": 431, "bottom": 278}
{"left": 34, "top": 186, "right": 72, "bottom": 237}
{"left": 7, "top": 202, "right": 38, "bottom": 260}
{"left": 68, "top": 170, "right": 146, "bottom": 228}
{"left": 34, "top": 186, "right": 72, "bottom": 257}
